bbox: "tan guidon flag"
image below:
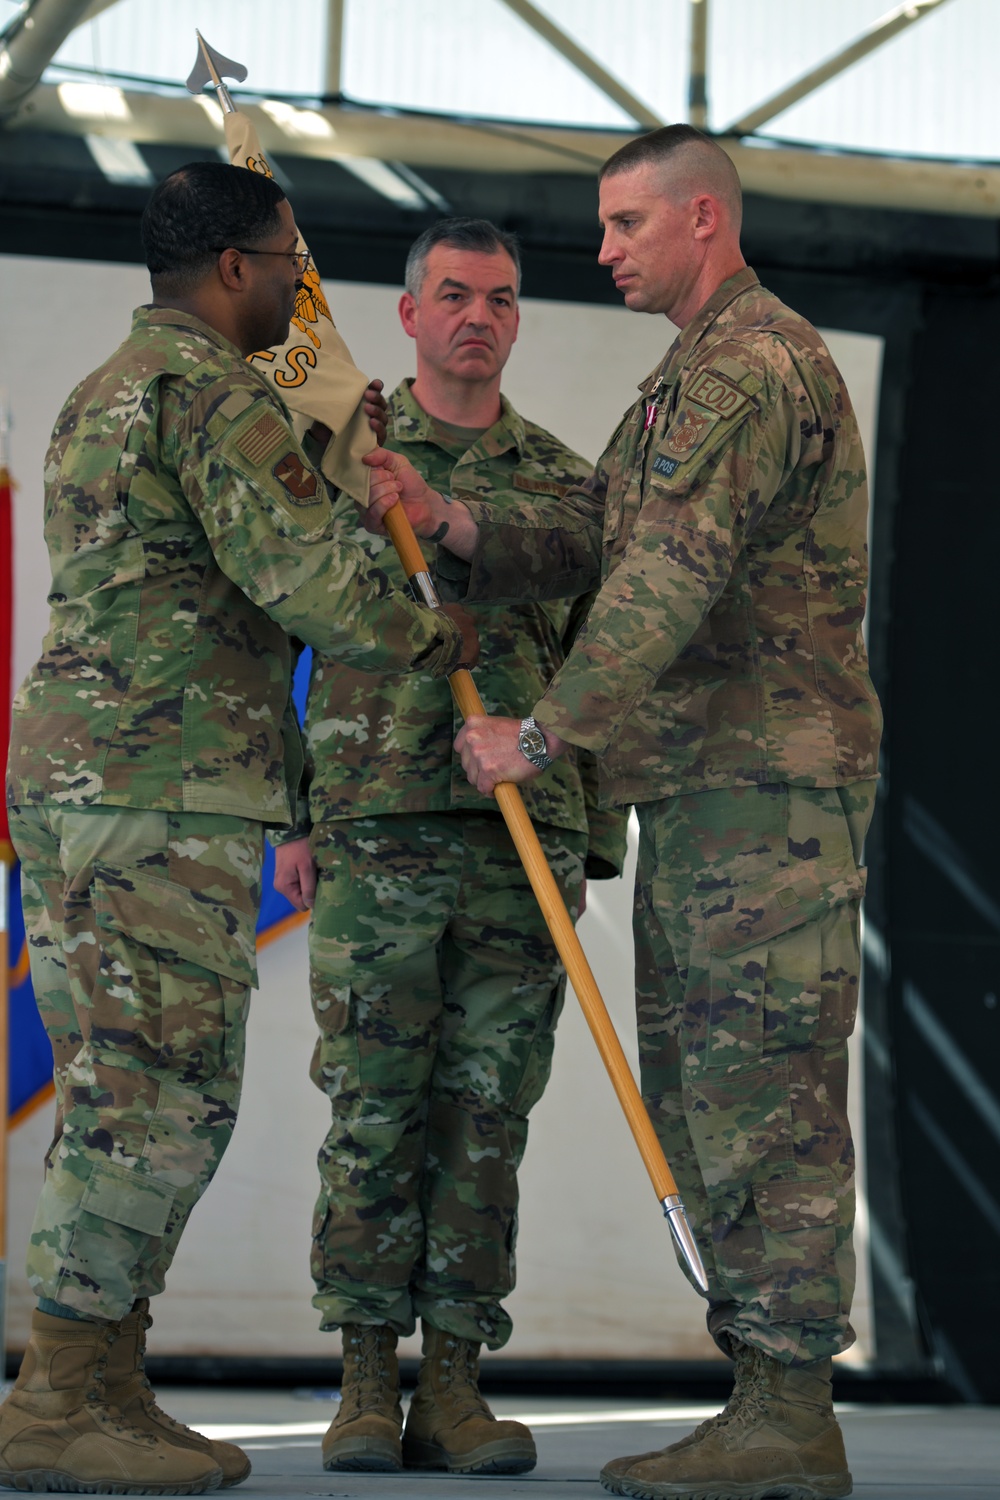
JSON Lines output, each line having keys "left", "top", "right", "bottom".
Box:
{"left": 225, "top": 110, "right": 373, "bottom": 504}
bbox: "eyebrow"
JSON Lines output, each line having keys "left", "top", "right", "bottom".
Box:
{"left": 436, "top": 277, "right": 516, "bottom": 297}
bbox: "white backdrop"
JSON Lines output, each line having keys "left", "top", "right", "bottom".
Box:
{"left": 1, "top": 253, "right": 882, "bottom": 1368}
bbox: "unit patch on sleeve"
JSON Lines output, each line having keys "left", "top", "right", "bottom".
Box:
{"left": 652, "top": 454, "right": 680, "bottom": 479}
{"left": 272, "top": 451, "right": 320, "bottom": 504}
{"left": 662, "top": 405, "right": 714, "bottom": 459}
{"left": 685, "top": 369, "right": 751, "bottom": 419}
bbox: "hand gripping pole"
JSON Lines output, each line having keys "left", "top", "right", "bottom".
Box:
{"left": 383, "top": 504, "right": 708, "bottom": 1293}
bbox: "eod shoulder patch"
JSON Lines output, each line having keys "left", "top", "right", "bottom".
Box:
{"left": 685, "top": 369, "right": 750, "bottom": 420}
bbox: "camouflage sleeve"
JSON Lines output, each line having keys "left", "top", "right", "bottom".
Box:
{"left": 172, "top": 376, "right": 463, "bottom": 677}
{"left": 561, "top": 590, "right": 629, "bottom": 877}
{"left": 533, "top": 351, "right": 797, "bottom": 752}
{"left": 269, "top": 637, "right": 313, "bottom": 846}
{"left": 455, "top": 466, "right": 608, "bottom": 603}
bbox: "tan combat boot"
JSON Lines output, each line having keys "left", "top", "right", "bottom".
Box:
{"left": 401, "top": 1324, "right": 536, "bottom": 1474}
{"left": 321, "top": 1324, "right": 403, "bottom": 1471}
{"left": 601, "top": 1342, "right": 852, "bottom": 1500}
{"left": 0, "top": 1309, "right": 223, "bottom": 1494}
{"left": 103, "top": 1299, "right": 250, "bottom": 1488}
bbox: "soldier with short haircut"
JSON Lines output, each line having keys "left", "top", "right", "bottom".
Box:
{"left": 273, "top": 217, "right": 627, "bottom": 1477}
{"left": 1, "top": 163, "right": 475, "bottom": 1496}
{"left": 365, "top": 130, "right": 882, "bottom": 1500}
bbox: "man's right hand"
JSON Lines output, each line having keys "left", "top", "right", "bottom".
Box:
{"left": 441, "top": 603, "right": 479, "bottom": 670}
{"left": 362, "top": 447, "right": 478, "bottom": 561}
{"left": 273, "top": 837, "right": 317, "bottom": 912}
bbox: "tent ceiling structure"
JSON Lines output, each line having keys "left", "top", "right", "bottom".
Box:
{"left": 0, "top": 0, "right": 998, "bottom": 219}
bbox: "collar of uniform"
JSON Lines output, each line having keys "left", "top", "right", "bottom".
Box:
{"left": 132, "top": 304, "right": 245, "bottom": 361}
{"left": 387, "top": 377, "right": 527, "bottom": 458}
{"left": 636, "top": 266, "right": 762, "bottom": 396}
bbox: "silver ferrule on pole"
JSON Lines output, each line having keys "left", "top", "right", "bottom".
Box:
{"left": 408, "top": 570, "right": 440, "bottom": 610}
{"left": 661, "top": 1193, "right": 709, "bottom": 1292}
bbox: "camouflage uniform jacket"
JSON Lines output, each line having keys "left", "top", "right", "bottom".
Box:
{"left": 456, "top": 269, "right": 883, "bottom": 809}
{"left": 6, "top": 307, "right": 463, "bottom": 828}
{"left": 293, "top": 379, "right": 628, "bottom": 876}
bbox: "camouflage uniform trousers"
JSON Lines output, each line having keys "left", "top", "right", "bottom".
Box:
{"left": 9, "top": 803, "right": 262, "bottom": 1321}
{"left": 632, "top": 781, "right": 875, "bottom": 1366}
{"left": 307, "top": 810, "right": 587, "bottom": 1350}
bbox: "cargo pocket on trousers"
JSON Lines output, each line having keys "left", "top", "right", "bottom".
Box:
{"left": 752, "top": 1177, "right": 843, "bottom": 1320}
{"left": 700, "top": 862, "right": 864, "bottom": 1066}
{"left": 92, "top": 862, "right": 257, "bottom": 1084}
{"left": 79, "top": 1159, "right": 176, "bottom": 1237}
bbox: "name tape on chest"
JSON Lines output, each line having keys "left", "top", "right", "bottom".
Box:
{"left": 685, "top": 369, "right": 751, "bottom": 420}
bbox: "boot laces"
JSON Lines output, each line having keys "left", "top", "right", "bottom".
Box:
{"left": 440, "top": 1337, "right": 491, "bottom": 1421}
{"left": 342, "top": 1329, "right": 395, "bottom": 1416}
{"left": 85, "top": 1345, "right": 158, "bottom": 1447}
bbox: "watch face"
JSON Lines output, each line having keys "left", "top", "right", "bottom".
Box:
{"left": 519, "top": 726, "right": 547, "bottom": 758}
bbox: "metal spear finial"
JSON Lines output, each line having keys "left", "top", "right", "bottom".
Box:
{"left": 662, "top": 1195, "right": 709, "bottom": 1292}
{"left": 186, "top": 30, "right": 247, "bottom": 114}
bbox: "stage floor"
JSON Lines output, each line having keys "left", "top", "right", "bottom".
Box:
{"left": 157, "top": 1385, "right": 998, "bottom": 1499}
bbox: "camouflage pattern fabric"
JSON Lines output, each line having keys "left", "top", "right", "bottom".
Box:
{"left": 633, "top": 781, "right": 875, "bottom": 1364}
{"left": 6, "top": 308, "right": 463, "bottom": 830}
{"left": 453, "top": 268, "right": 882, "bottom": 809}
{"left": 9, "top": 803, "right": 262, "bottom": 1321}
{"left": 307, "top": 811, "right": 587, "bottom": 1349}
{"left": 286, "top": 379, "right": 626, "bottom": 872}
{"left": 295, "top": 384, "right": 626, "bottom": 1345}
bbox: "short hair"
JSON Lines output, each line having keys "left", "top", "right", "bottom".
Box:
{"left": 404, "top": 217, "right": 522, "bottom": 300}
{"left": 600, "top": 124, "right": 742, "bottom": 232}
{"left": 141, "top": 161, "right": 287, "bottom": 295}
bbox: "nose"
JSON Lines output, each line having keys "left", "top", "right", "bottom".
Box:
{"left": 598, "top": 230, "right": 618, "bottom": 267}
{"left": 465, "top": 295, "right": 490, "bottom": 326}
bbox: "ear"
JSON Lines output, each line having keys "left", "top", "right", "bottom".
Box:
{"left": 692, "top": 193, "right": 720, "bottom": 240}
{"left": 216, "top": 248, "right": 247, "bottom": 292}
{"left": 511, "top": 304, "right": 520, "bottom": 347}
{"left": 398, "top": 290, "right": 418, "bottom": 339}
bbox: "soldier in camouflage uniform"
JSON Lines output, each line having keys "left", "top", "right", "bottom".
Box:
{"left": 273, "top": 219, "right": 627, "bottom": 1477}
{"left": 1, "top": 164, "right": 473, "bottom": 1497}
{"left": 365, "top": 129, "right": 882, "bottom": 1500}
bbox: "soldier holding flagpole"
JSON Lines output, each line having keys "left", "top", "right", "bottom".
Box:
{"left": 0, "top": 160, "right": 476, "bottom": 1496}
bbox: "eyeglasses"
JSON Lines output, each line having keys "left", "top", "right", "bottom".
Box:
{"left": 220, "top": 248, "right": 311, "bottom": 274}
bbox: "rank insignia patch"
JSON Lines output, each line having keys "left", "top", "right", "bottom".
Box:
{"left": 235, "top": 411, "right": 286, "bottom": 467}
{"left": 686, "top": 369, "right": 750, "bottom": 419}
{"left": 273, "top": 451, "right": 320, "bottom": 503}
{"left": 663, "top": 406, "right": 713, "bottom": 458}
{"left": 652, "top": 454, "right": 680, "bottom": 479}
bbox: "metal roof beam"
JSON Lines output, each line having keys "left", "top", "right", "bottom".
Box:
{"left": 324, "top": 0, "right": 344, "bottom": 98}
{"left": 0, "top": 0, "right": 93, "bottom": 116}
{"left": 724, "top": 0, "right": 954, "bottom": 138}
{"left": 688, "top": 0, "right": 708, "bottom": 128}
{"left": 496, "top": 0, "right": 663, "bottom": 129}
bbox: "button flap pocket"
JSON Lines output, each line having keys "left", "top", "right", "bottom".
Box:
{"left": 93, "top": 864, "right": 258, "bottom": 987}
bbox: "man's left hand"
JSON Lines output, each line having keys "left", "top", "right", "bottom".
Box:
{"left": 456, "top": 715, "right": 566, "bottom": 796}
{"left": 363, "top": 379, "right": 388, "bottom": 446}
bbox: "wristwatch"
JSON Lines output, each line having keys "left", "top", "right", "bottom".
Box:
{"left": 518, "top": 716, "right": 553, "bottom": 770}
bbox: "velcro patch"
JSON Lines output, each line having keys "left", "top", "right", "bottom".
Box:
{"left": 236, "top": 411, "right": 286, "bottom": 467}
{"left": 272, "top": 450, "right": 320, "bottom": 504}
{"left": 652, "top": 454, "right": 680, "bottom": 479}
{"left": 685, "top": 369, "right": 750, "bottom": 419}
{"left": 662, "top": 406, "right": 714, "bottom": 459}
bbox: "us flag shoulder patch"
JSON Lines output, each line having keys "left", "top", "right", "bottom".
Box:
{"left": 235, "top": 411, "right": 286, "bottom": 467}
